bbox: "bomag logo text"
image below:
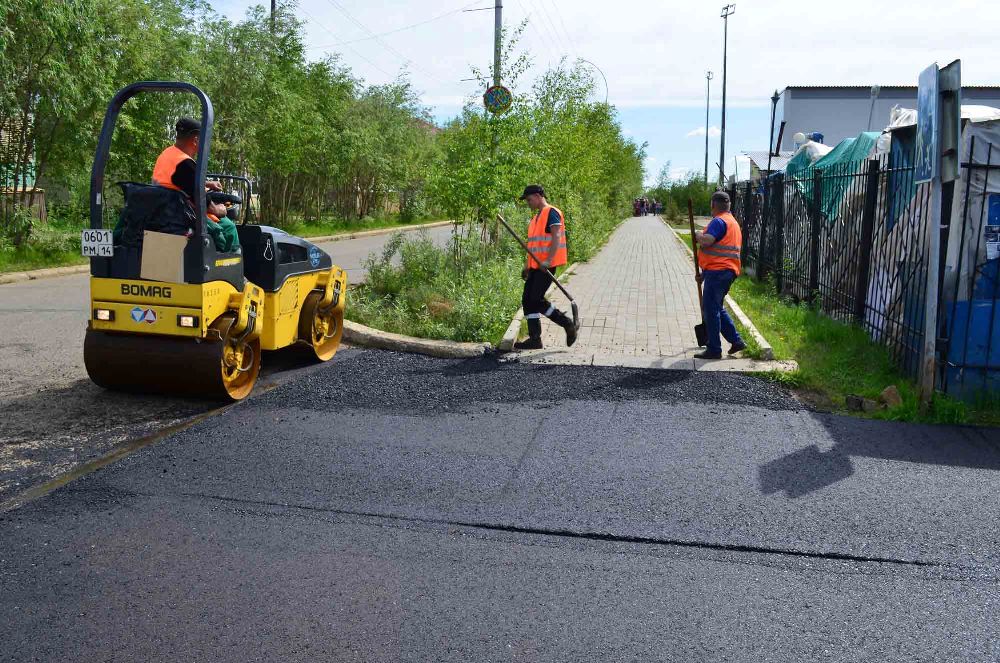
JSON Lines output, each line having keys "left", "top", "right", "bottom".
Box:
{"left": 121, "top": 284, "right": 172, "bottom": 298}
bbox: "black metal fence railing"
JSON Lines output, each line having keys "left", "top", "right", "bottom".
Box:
{"left": 731, "top": 150, "right": 934, "bottom": 382}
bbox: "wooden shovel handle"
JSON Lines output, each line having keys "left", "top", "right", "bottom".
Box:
{"left": 687, "top": 199, "right": 703, "bottom": 309}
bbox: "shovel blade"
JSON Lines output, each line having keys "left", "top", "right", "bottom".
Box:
{"left": 694, "top": 323, "right": 707, "bottom": 347}
{"left": 571, "top": 301, "right": 581, "bottom": 331}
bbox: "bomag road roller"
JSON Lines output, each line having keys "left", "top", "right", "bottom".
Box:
{"left": 83, "top": 82, "right": 347, "bottom": 400}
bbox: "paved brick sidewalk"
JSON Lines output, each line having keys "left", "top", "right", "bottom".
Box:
{"left": 523, "top": 216, "right": 793, "bottom": 372}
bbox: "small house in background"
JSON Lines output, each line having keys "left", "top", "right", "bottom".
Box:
{"left": 0, "top": 114, "right": 46, "bottom": 223}
{"left": 775, "top": 85, "right": 1000, "bottom": 152}
{"left": 742, "top": 150, "right": 794, "bottom": 183}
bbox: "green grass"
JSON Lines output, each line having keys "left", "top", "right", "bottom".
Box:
{"left": 730, "top": 277, "right": 999, "bottom": 427}
{"left": 0, "top": 213, "right": 447, "bottom": 275}
{"left": 0, "top": 218, "right": 87, "bottom": 273}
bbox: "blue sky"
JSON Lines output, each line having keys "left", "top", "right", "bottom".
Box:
{"left": 211, "top": 0, "right": 998, "bottom": 186}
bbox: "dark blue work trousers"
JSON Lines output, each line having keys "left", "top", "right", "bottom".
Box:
{"left": 702, "top": 268, "right": 743, "bottom": 354}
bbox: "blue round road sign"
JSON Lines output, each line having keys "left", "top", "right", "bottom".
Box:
{"left": 483, "top": 85, "right": 513, "bottom": 115}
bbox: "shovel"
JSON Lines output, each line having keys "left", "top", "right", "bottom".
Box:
{"left": 496, "top": 213, "right": 581, "bottom": 331}
{"left": 688, "top": 199, "right": 708, "bottom": 347}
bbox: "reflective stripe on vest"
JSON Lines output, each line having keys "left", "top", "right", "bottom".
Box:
{"left": 697, "top": 211, "right": 742, "bottom": 276}
{"left": 152, "top": 145, "right": 192, "bottom": 193}
{"left": 525, "top": 204, "right": 568, "bottom": 269}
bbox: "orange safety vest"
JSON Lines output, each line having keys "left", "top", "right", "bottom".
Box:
{"left": 525, "top": 204, "right": 567, "bottom": 269}
{"left": 698, "top": 211, "right": 742, "bottom": 276}
{"left": 152, "top": 145, "right": 193, "bottom": 193}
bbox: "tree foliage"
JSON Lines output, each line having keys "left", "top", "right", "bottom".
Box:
{"left": 645, "top": 163, "right": 717, "bottom": 220}
{"left": 0, "top": 0, "right": 438, "bottom": 239}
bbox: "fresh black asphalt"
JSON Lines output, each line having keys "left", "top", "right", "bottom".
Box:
{"left": 3, "top": 349, "right": 1000, "bottom": 661}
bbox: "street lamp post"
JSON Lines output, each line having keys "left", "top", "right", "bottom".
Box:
{"left": 718, "top": 4, "right": 735, "bottom": 186}
{"left": 578, "top": 58, "right": 609, "bottom": 105}
{"left": 704, "top": 70, "right": 714, "bottom": 183}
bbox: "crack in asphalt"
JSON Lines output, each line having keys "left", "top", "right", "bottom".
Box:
{"left": 180, "top": 490, "right": 940, "bottom": 569}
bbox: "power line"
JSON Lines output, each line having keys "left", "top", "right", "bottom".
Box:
{"left": 321, "top": 0, "right": 453, "bottom": 86}
{"left": 527, "top": 0, "right": 571, "bottom": 59}
{"left": 515, "top": 0, "right": 561, "bottom": 65}
{"left": 298, "top": 4, "right": 395, "bottom": 79}
{"left": 306, "top": 0, "right": 489, "bottom": 50}
{"left": 540, "top": 0, "right": 575, "bottom": 57}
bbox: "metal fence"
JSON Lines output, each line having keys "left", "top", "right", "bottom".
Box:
{"left": 939, "top": 135, "right": 1000, "bottom": 398}
{"left": 733, "top": 150, "right": 934, "bottom": 382}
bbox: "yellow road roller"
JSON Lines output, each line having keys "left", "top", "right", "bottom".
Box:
{"left": 83, "top": 81, "right": 346, "bottom": 400}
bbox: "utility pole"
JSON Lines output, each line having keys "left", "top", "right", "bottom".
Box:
{"left": 271, "top": 0, "right": 277, "bottom": 34}
{"left": 718, "top": 4, "right": 735, "bottom": 186}
{"left": 494, "top": 1, "right": 502, "bottom": 87}
{"left": 704, "top": 71, "right": 714, "bottom": 183}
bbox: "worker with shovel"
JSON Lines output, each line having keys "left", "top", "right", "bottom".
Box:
{"left": 513, "top": 185, "right": 577, "bottom": 350}
{"left": 693, "top": 191, "right": 747, "bottom": 360}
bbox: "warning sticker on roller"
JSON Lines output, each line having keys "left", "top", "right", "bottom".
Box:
{"left": 130, "top": 306, "right": 157, "bottom": 324}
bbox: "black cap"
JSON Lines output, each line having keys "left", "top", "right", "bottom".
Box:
{"left": 519, "top": 184, "right": 545, "bottom": 200}
{"left": 175, "top": 116, "right": 201, "bottom": 139}
{"left": 711, "top": 190, "right": 731, "bottom": 206}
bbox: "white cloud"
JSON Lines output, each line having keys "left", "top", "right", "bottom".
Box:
{"left": 686, "top": 125, "right": 722, "bottom": 138}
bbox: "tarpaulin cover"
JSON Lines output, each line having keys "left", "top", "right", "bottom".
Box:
{"left": 785, "top": 132, "right": 881, "bottom": 220}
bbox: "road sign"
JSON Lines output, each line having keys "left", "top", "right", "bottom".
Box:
{"left": 914, "top": 64, "right": 939, "bottom": 184}
{"left": 483, "top": 85, "right": 512, "bottom": 115}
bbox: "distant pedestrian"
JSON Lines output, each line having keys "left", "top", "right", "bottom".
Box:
{"left": 514, "top": 184, "right": 577, "bottom": 350}
{"left": 693, "top": 191, "right": 746, "bottom": 359}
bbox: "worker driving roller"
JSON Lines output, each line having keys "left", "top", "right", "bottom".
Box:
{"left": 514, "top": 184, "right": 577, "bottom": 350}
{"left": 152, "top": 116, "right": 239, "bottom": 252}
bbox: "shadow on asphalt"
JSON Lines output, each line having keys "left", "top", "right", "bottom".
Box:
{"left": 759, "top": 414, "right": 1000, "bottom": 498}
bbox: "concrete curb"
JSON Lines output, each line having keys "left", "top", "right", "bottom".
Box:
{"left": 343, "top": 320, "right": 491, "bottom": 359}
{"left": 0, "top": 219, "right": 459, "bottom": 287}
{"left": 666, "top": 224, "right": 776, "bottom": 362}
{"left": 306, "top": 219, "right": 457, "bottom": 244}
{"left": 497, "top": 263, "right": 578, "bottom": 352}
{"left": 0, "top": 264, "right": 88, "bottom": 285}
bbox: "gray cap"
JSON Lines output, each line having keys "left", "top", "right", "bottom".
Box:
{"left": 711, "top": 190, "right": 731, "bottom": 207}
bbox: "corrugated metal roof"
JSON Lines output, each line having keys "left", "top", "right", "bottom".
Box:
{"left": 743, "top": 150, "right": 794, "bottom": 171}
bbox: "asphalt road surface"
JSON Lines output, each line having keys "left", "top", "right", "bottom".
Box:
{"left": 3, "top": 350, "right": 999, "bottom": 661}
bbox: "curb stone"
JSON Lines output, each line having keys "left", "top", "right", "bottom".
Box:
{"left": 343, "top": 320, "right": 491, "bottom": 359}
{"left": 498, "top": 263, "right": 578, "bottom": 352}
{"left": 0, "top": 219, "right": 459, "bottom": 286}
{"left": 306, "top": 219, "right": 457, "bottom": 244}
{"left": 666, "top": 224, "right": 776, "bottom": 361}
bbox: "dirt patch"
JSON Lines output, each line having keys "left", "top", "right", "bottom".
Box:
{"left": 0, "top": 379, "right": 213, "bottom": 502}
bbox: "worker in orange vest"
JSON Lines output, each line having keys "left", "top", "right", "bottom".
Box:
{"left": 152, "top": 117, "right": 223, "bottom": 203}
{"left": 152, "top": 117, "right": 237, "bottom": 251}
{"left": 694, "top": 190, "right": 746, "bottom": 359}
{"left": 515, "top": 184, "right": 576, "bottom": 350}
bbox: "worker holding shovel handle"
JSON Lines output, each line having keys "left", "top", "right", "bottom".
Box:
{"left": 502, "top": 185, "right": 578, "bottom": 350}
{"left": 693, "top": 190, "right": 747, "bottom": 359}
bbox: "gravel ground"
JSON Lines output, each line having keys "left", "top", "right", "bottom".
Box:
{"left": 0, "top": 345, "right": 330, "bottom": 504}
{"left": 260, "top": 350, "right": 803, "bottom": 414}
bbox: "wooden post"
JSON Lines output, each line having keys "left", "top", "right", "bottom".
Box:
{"left": 853, "top": 159, "right": 881, "bottom": 322}
{"left": 808, "top": 169, "right": 823, "bottom": 304}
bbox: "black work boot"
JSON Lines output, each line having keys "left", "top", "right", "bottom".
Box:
{"left": 548, "top": 309, "right": 577, "bottom": 347}
{"left": 515, "top": 317, "right": 543, "bottom": 350}
{"left": 728, "top": 340, "right": 747, "bottom": 355}
{"left": 514, "top": 337, "right": 543, "bottom": 350}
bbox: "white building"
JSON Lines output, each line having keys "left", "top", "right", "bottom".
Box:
{"left": 775, "top": 85, "right": 1000, "bottom": 151}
